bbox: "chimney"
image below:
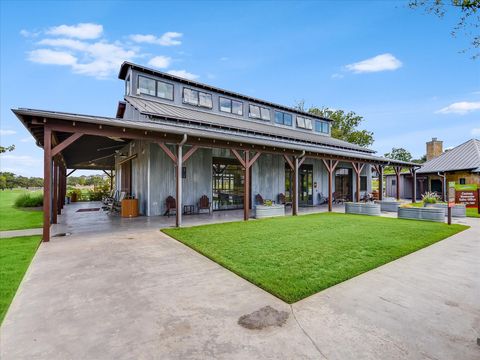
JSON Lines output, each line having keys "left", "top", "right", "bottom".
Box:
{"left": 426, "top": 137, "right": 443, "bottom": 161}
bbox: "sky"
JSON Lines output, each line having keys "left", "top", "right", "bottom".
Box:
{"left": 0, "top": 0, "right": 479, "bottom": 177}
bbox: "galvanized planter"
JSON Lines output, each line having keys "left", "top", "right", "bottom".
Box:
{"left": 254, "top": 204, "right": 285, "bottom": 219}
{"left": 375, "top": 200, "right": 400, "bottom": 212}
{"left": 345, "top": 202, "right": 381, "bottom": 216}
{"left": 424, "top": 203, "right": 466, "bottom": 218}
{"left": 398, "top": 207, "right": 444, "bottom": 222}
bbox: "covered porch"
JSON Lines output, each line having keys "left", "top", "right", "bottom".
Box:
{"left": 13, "top": 108, "right": 418, "bottom": 242}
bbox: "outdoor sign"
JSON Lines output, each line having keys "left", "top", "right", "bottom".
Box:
{"left": 454, "top": 183, "right": 478, "bottom": 208}
{"left": 448, "top": 181, "right": 456, "bottom": 207}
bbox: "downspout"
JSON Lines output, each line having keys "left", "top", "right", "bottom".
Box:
{"left": 179, "top": 134, "right": 188, "bottom": 147}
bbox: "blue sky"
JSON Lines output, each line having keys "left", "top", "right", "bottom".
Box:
{"left": 1, "top": 0, "right": 479, "bottom": 177}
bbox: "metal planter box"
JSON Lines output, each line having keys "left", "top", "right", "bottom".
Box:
{"left": 424, "top": 203, "right": 466, "bottom": 218}
{"left": 376, "top": 200, "right": 400, "bottom": 212}
{"left": 398, "top": 207, "right": 444, "bottom": 222}
{"left": 254, "top": 204, "right": 285, "bottom": 219}
{"left": 345, "top": 202, "right": 381, "bottom": 216}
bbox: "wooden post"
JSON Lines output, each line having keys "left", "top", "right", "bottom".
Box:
{"left": 244, "top": 151, "right": 250, "bottom": 221}
{"left": 378, "top": 165, "right": 384, "bottom": 201}
{"left": 293, "top": 157, "right": 299, "bottom": 215}
{"left": 43, "top": 127, "right": 52, "bottom": 242}
{"left": 110, "top": 170, "right": 114, "bottom": 191}
{"left": 412, "top": 168, "right": 417, "bottom": 203}
{"left": 176, "top": 144, "right": 183, "bottom": 227}
{"left": 351, "top": 162, "right": 365, "bottom": 202}
{"left": 52, "top": 160, "right": 58, "bottom": 223}
{"left": 393, "top": 166, "right": 402, "bottom": 201}
{"left": 322, "top": 159, "right": 339, "bottom": 212}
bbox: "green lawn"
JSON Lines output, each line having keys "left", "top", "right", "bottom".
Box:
{"left": 466, "top": 208, "right": 479, "bottom": 218}
{"left": 0, "top": 190, "right": 43, "bottom": 231}
{"left": 0, "top": 235, "right": 41, "bottom": 322}
{"left": 163, "top": 213, "right": 468, "bottom": 303}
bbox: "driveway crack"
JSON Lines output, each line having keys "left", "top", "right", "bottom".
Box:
{"left": 290, "top": 305, "right": 328, "bottom": 359}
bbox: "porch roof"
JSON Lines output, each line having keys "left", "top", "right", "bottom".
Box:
{"left": 12, "top": 107, "right": 417, "bottom": 169}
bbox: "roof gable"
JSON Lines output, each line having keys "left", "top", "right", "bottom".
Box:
{"left": 417, "top": 139, "right": 480, "bottom": 173}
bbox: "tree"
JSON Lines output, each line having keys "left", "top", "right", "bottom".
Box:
{"left": 412, "top": 154, "right": 427, "bottom": 163}
{"left": 0, "top": 144, "right": 15, "bottom": 153}
{"left": 384, "top": 147, "right": 413, "bottom": 162}
{"left": 307, "top": 107, "right": 374, "bottom": 147}
{"left": 409, "top": 0, "right": 480, "bottom": 59}
{"left": 0, "top": 175, "right": 6, "bottom": 190}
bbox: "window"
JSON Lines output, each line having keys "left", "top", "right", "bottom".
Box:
{"left": 296, "top": 116, "right": 313, "bottom": 130}
{"left": 459, "top": 178, "right": 466, "bottom": 185}
{"left": 219, "top": 97, "right": 243, "bottom": 115}
{"left": 183, "top": 88, "right": 212, "bottom": 108}
{"left": 274, "top": 111, "right": 292, "bottom": 126}
{"left": 125, "top": 75, "right": 130, "bottom": 96}
{"left": 157, "top": 81, "right": 174, "bottom": 100}
{"left": 360, "top": 176, "right": 367, "bottom": 191}
{"left": 392, "top": 179, "right": 396, "bottom": 186}
{"left": 315, "top": 120, "right": 330, "bottom": 134}
{"left": 249, "top": 104, "right": 270, "bottom": 120}
{"left": 138, "top": 76, "right": 156, "bottom": 96}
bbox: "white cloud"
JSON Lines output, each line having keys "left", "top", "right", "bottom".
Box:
{"left": 28, "top": 49, "right": 77, "bottom": 65}
{"left": 46, "top": 23, "right": 103, "bottom": 40}
{"left": 436, "top": 101, "right": 480, "bottom": 115}
{"left": 130, "top": 32, "right": 182, "bottom": 46}
{"left": 0, "top": 154, "right": 42, "bottom": 167}
{"left": 471, "top": 128, "right": 480, "bottom": 136}
{"left": 20, "top": 137, "right": 35, "bottom": 143}
{"left": 345, "top": 53, "right": 402, "bottom": 73}
{"left": 38, "top": 38, "right": 89, "bottom": 51}
{"left": 20, "top": 29, "right": 39, "bottom": 38}
{"left": 0, "top": 130, "right": 17, "bottom": 136}
{"left": 167, "top": 69, "right": 199, "bottom": 80}
{"left": 148, "top": 55, "right": 171, "bottom": 69}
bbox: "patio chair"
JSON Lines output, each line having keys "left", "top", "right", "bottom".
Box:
{"left": 333, "top": 191, "right": 345, "bottom": 204}
{"left": 255, "top": 194, "right": 264, "bottom": 205}
{"left": 278, "top": 193, "right": 292, "bottom": 207}
{"left": 164, "top": 196, "right": 176, "bottom": 217}
{"left": 198, "top": 195, "right": 212, "bottom": 214}
{"left": 110, "top": 191, "right": 126, "bottom": 213}
{"left": 318, "top": 192, "right": 328, "bottom": 205}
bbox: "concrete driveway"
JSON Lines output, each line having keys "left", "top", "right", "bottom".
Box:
{"left": 1, "top": 217, "right": 479, "bottom": 359}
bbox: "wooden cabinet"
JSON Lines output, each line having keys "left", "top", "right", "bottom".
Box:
{"left": 121, "top": 199, "right": 138, "bottom": 218}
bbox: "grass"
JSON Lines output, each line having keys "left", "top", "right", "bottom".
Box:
{"left": 163, "top": 213, "right": 468, "bottom": 303}
{"left": 0, "top": 190, "right": 43, "bottom": 231}
{"left": 466, "top": 208, "right": 479, "bottom": 218}
{"left": 0, "top": 235, "right": 41, "bottom": 322}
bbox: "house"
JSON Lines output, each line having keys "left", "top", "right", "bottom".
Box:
{"left": 385, "top": 138, "right": 480, "bottom": 200}
{"left": 13, "top": 61, "right": 416, "bottom": 241}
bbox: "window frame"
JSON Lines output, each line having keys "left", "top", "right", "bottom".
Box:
{"left": 125, "top": 75, "right": 131, "bottom": 96}
{"left": 138, "top": 75, "right": 156, "bottom": 97}
{"left": 459, "top": 178, "right": 466, "bottom": 185}
{"left": 183, "top": 87, "right": 213, "bottom": 109}
{"left": 156, "top": 80, "right": 174, "bottom": 101}
{"left": 274, "top": 111, "right": 292, "bottom": 126}
{"left": 315, "top": 120, "right": 330, "bottom": 134}
{"left": 219, "top": 96, "right": 243, "bottom": 116}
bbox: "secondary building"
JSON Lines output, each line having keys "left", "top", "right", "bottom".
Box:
{"left": 13, "top": 61, "right": 416, "bottom": 241}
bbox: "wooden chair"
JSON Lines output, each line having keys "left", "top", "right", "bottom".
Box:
{"left": 198, "top": 195, "right": 212, "bottom": 214}
{"left": 110, "top": 191, "right": 126, "bottom": 213}
{"left": 255, "top": 194, "right": 264, "bottom": 205}
{"left": 164, "top": 196, "right": 176, "bottom": 217}
{"left": 278, "top": 193, "right": 292, "bottom": 207}
{"left": 333, "top": 191, "right": 345, "bottom": 204}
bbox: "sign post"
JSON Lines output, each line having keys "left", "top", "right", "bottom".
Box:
{"left": 448, "top": 181, "right": 456, "bottom": 225}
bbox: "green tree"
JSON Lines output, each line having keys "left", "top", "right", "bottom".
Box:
{"left": 0, "top": 144, "right": 15, "bottom": 153}
{"left": 307, "top": 107, "right": 374, "bottom": 147}
{"left": 384, "top": 147, "right": 413, "bottom": 162}
{"left": 409, "top": 0, "right": 480, "bottom": 59}
{"left": 0, "top": 175, "right": 6, "bottom": 190}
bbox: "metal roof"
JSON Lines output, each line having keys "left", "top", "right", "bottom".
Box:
{"left": 119, "top": 61, "right": 332, "bottom": 122}
{"left": 417, "top": 139, "right": 480, "bottom": 174}
{"left": 12, "top": 107, "right": 416, "bottom": 167}
{"left": 125, "top": 95, "right": 374, "bottom": 154}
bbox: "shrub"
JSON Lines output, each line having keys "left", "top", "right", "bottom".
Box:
{"left": 421, "top": 191, "right": 439, "bottom": 204}
{"left": 14, "top": 192, "right": 43, "bottom": 208}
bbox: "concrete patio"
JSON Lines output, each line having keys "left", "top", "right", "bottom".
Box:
{"left": 1, "top": 203, "right": 479, "bottom": 359}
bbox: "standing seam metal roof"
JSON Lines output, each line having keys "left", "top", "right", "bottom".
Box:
{"left": 417, "top": 139, "right": 480, "bottom": 173}
{"left": 125, "top": 95, "right": 374, "bottom": 154}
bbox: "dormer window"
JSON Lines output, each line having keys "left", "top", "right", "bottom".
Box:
{"left": 183, "top": 87, "right": 213, "bottom": 109}
{"left": 125, "top": 75, "right": 131, "bottom": 96}
{"left": 296, "top": 116, "right": 313, "bottom": 130}
{"left": 249, "top": 104, "right": 270, "bottom": 120}
{"left": 220, "top": 97, "right": 243, "bottom": 115}
{"left": 314, "top": 120, "right": 330, "bottom": 134}
{"left": 138, "top": 76, "right": 173, "bottom": 100}
{"left": 274, "top": 111, "right": 292, "bottom": 126}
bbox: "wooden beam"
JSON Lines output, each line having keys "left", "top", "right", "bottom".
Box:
{"left": 230, "top": 149, "right": 246, "bottom": 167}
{"left": 51, "top": 133, "right": 83, "bottom": 157}
{"left": 322, "top": 159, "right": 339, "bottom": 212}
{"left": 298, "top": 156, "right": 307, "bottom": 167}
{"left": 283, "top": 154, "right": 294, "bottom": 170}
{"left": 43, "top": 127, "right": 52, "bottom": 242}
{"left": 247, "top": 151, "right": 262, "bottom": 168}
{"left": 293, "top": 156, "right": 299, "bottom": 215}
{"left": 393, "top": 166, "right": 402, "bottom": 200}
{"left": 176, "top": 144, "right": 183, "bottom": 227}
{"left": 182, "top": 145, "right": 199, "bottom": 163}
{"left": 52, "top": 161, "right": 58, "bottom": 224}
{"left": 351, "top": 161, "right": 365, "bottom": 202}
{"left": 412, "top": 168, "right": 417, "bottom": 203}
{"left": 157, "top": 142, "right": 177, "bottom": 163}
